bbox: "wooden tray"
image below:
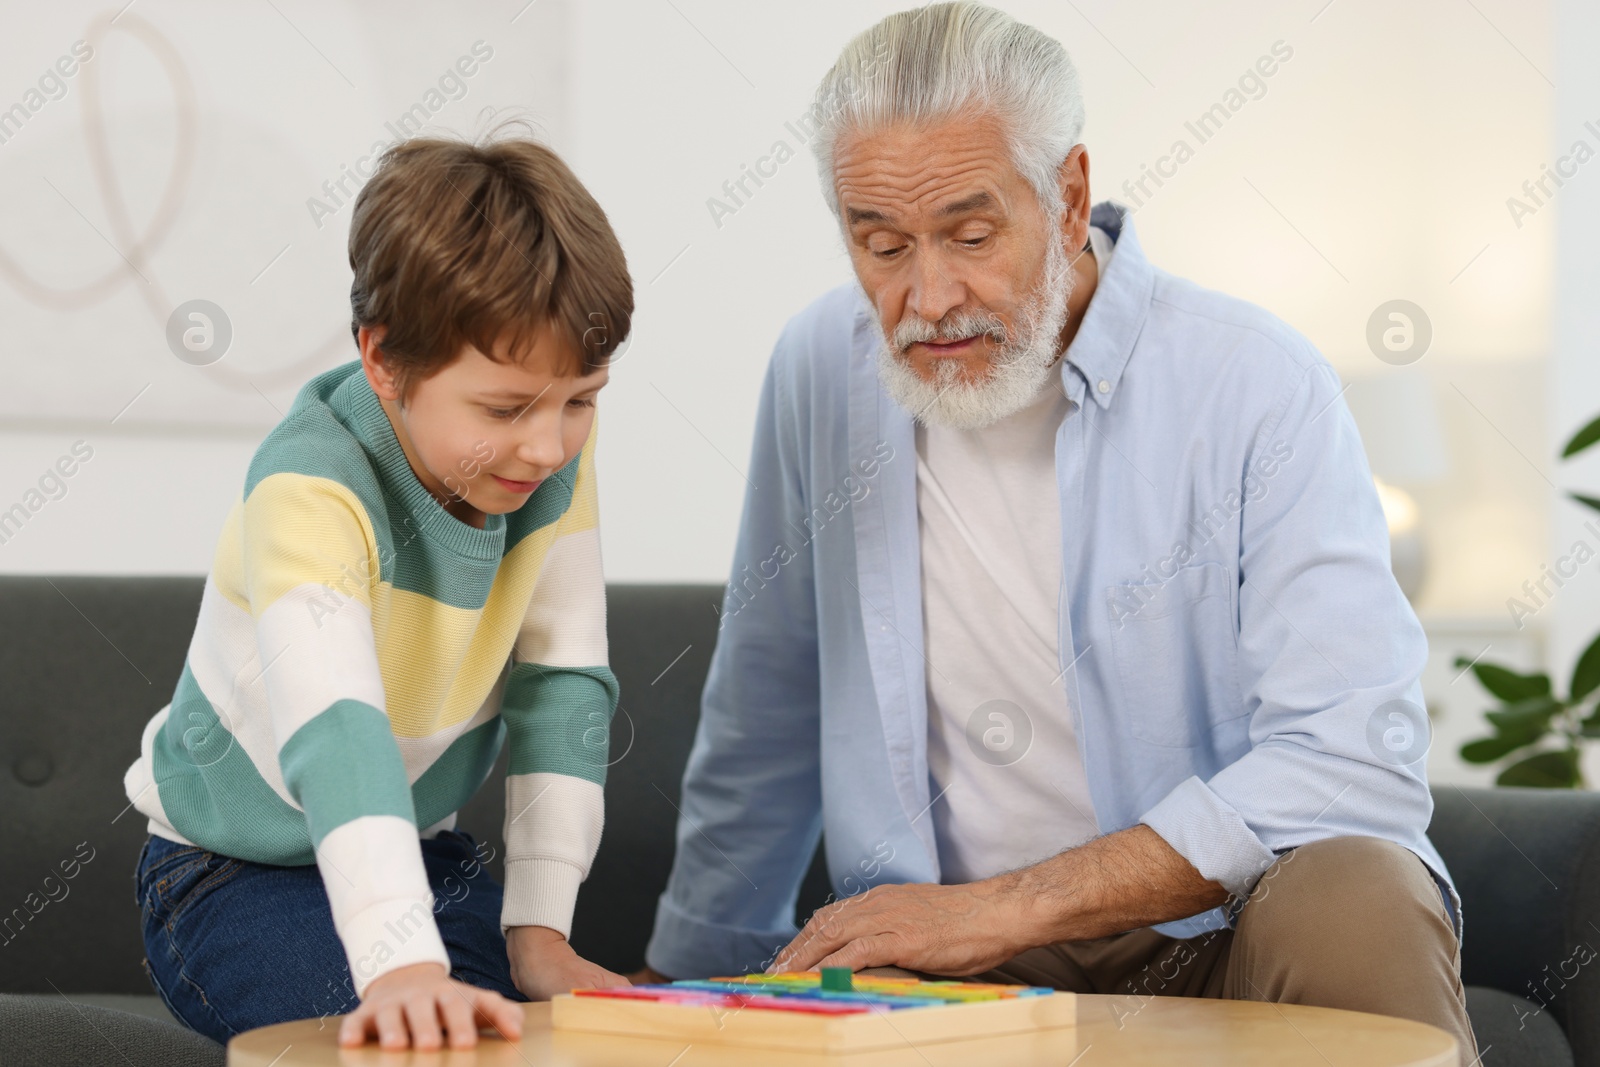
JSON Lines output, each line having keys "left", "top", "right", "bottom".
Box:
{"left": 551, "top": 987, "right": 1077, "bottom": 1053}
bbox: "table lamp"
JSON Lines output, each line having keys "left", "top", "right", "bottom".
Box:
{"left": 1343, "top": 367, "right": 1449, "bottom": 601}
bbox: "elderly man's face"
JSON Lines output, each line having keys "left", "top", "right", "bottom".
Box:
{"left": 835, "top": 117, "right": 1080, "bottom": 395}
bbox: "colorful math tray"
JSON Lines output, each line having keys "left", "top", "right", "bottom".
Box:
{"left": 550, "top": 971, "right": 1076, "bottom": 1053}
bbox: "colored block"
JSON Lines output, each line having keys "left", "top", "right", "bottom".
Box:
{"left": 820, "top": 967, "right": 854, "bottom": 992}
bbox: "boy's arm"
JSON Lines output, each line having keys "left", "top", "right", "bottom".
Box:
{"left": 243, "top": 472, "right": 449, "bottom": 998}
{"left": 499, "top": 426, "right": 617, "bottom": 939}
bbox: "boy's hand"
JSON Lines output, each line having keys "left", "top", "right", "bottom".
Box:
{"left": 338, "top": 961, "right": 523, "bottom": 1050}
{"left": 508, "top": 925, "right": 631, "bottom": 1000}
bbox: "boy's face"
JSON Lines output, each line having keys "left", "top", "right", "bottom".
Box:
{"left": 359, "top": 325, "right": 608, "bottom": 530}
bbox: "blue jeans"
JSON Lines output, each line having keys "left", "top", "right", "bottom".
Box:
{"left": 134, "top": 829, "right": 528, "bottom": 1044}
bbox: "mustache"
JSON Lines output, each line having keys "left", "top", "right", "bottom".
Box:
{"left": 890, "top": 307, "right": 1008, "bottom": 354}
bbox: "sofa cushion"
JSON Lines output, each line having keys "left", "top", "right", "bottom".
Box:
{"left": 1467, "top": 985, "right": 1573, "bottom": 1067}
{"left": 0, "top": 993, "right": 222, "bottom": 1066}
{"left": 1429, "top": 785, "right": 1600, "bottom": 1065}
{"left": 0, "top": 577, "right": 203, "bottom": 995}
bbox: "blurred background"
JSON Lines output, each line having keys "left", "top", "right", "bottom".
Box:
{"left": 0, "top": 0, "right": 1595, "bottom": 787}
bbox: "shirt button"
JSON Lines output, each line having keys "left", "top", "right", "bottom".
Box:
{"left": 1097, "top": 379, "right": 1111, "bottom": 394}
{"left": 880, "top": 625, "right": 888, "bottom": 632}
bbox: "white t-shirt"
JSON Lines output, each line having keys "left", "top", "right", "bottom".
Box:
{"left": 916, "top": 227, "right": 1111, "bottom": 884}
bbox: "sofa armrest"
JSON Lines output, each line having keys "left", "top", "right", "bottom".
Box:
{"left": 1429, "top": 785, "right": 1600, "bottom": 1065}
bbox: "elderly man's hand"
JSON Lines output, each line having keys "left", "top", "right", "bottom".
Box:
{"left": 769, "top": 827, "right": 1225, "bottom": 977}
{"left": 769, "top": 878, "right": 1033, "bottom": 977}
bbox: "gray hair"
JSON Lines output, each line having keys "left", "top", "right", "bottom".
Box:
{"left": 809, "top": 2, "right": 1086, "bottom": 219}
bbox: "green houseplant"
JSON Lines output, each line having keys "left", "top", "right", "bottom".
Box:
{"left": 1456, "top": 412, "right": 1600, "bottom": 788}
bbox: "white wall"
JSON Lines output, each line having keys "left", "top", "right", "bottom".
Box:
{"left": 566, "top": 0, "right": 1557, "bottom": 590}
{"left": 0, "top": 0, "right": 569, "bottom": 569}
{"left": 1, "top": 0, "right": 1554, "bottom": 602}
{"left": 1554, "top": 0, "right": 1600, "bottom": 784}
{"left": 0, "top": 0, "right": 1560, "bottom": 643}
{"left": 1, "top": 0, "right": 1574, "bottom": 788}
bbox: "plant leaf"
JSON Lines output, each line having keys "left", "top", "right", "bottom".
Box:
{"left": 1572, "top": 632, "right": 1600, "bottom": 702}
{"left": 1485, "top": 696, "right": 1561, "bottom": 739}
{"left": 1451, "top": 658, "right": 1552, "bottom": 702}
{"left": 1562, "top": 414, "right": 1600, "bottom": 458}
{"left": 1461, "top": 734, "right": 1538, "bottom": 763}
{"left": 1571, "top": 493, "right": 1600, "bottom": 516}
{"left": 1496, "top": 749, "right": 1582, "bottom": 788}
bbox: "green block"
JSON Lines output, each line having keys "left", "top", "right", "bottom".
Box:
{"left": 820, "top": 967, "right": 854, "bottom": 992}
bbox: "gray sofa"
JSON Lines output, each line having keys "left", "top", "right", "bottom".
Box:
{"left": 2, "top": 576, "right": 1596, "bottom": 1065}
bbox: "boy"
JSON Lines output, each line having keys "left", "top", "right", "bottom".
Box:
{"left": 122, "top": 133, "right": 634, "bottom": 1051}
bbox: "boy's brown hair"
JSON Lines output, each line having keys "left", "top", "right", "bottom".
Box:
{"left": 348, "top": 131, "right": 633, "bottom": 401}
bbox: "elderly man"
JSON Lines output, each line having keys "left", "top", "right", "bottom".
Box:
{"left": 644, "top": 2, "right": 1475, "bottom": 1060}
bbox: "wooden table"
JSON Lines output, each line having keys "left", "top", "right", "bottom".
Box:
{"left": 227, "top": 994, "right": 1458, "bottom": 1066}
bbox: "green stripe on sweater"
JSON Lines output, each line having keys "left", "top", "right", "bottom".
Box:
{"left": 412, "top": 717, "right": 506, "bottom": 832}
{"left": 280, "top": 700, "right": 417, "bottom": 847}
{"left": 502, "top": 663, "right": 619, "bottom": 784}
{"left": 152, "top": 664, "right": 316, "bottom": 865}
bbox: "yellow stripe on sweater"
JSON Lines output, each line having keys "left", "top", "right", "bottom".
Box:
{"left": 211, "top": 449, "right": 600, "bottom": 739}
{"left": 234, "top": 474, "right": 380, "bottom": 616}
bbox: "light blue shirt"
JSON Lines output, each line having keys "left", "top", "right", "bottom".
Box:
{"left": 646, "top": 201, "right": 1456, "bottom": 980}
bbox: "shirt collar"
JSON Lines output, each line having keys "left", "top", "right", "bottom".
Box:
{"left": 1059, "top": 200, "right": 1155, "bottom": 411}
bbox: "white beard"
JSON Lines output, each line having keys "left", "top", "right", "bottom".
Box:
{"left": 871, "top": 233, "right": 1076, "bottom": 431}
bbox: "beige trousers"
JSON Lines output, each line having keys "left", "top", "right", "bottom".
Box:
{"left": 897, "top": 837, "right": 1479, "bottom": 1066}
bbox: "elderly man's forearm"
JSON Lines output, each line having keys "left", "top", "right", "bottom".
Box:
{"left": 1003, "top": 824, "right": 1230, "bottom": 944}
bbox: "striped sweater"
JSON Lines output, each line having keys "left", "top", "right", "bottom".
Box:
{"left": 122, "top": 360, "right": 617, "bottom": 996}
